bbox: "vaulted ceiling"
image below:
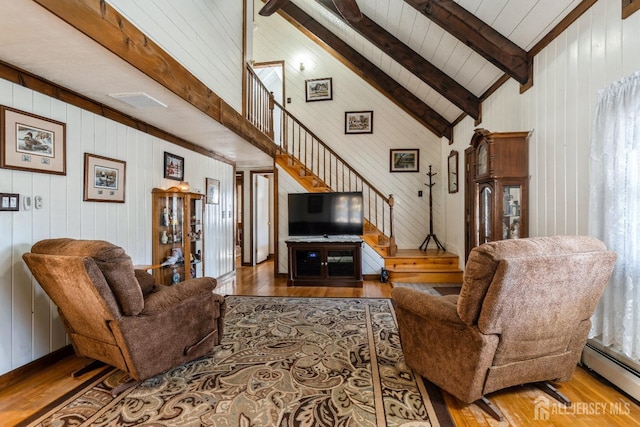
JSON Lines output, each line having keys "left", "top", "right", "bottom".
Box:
{"left": 260, "top": 0, "right": 595, "bottom": 140}
{"left": 0, "top": 0, "right": 599, "bottom": 168}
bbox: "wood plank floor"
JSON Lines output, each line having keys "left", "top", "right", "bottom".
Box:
{"left": 1, "top": 258, "right": 639, "bottom": 426}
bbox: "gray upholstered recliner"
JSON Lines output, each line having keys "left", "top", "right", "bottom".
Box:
{"left": 392, "top": 235, "right": 617, "bottom": 420}
{"left": 22, "top": 238, "right": 225, "bottom": 387}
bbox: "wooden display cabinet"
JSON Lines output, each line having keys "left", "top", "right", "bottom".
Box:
{"left": 465, "top": 129, "right": 530, "bottom": 259}
{"left": 152, "top": 188, "right": 204, "bottom": 286}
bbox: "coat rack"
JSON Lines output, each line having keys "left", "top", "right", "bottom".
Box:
{"left": 419, "top": 165, "right": 446, "bottom": 251}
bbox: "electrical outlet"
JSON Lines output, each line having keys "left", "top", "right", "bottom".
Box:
{"left": 418, "top": 190, "right": 423, "bottom": 197}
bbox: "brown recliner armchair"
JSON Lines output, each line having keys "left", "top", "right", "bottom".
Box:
{"left": 22, "top": 238, "right": 225, "bottom": 388}
{"left": 392, "top": 236, "right": 617, "bottom": 420}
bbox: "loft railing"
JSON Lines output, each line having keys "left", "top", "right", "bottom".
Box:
{"left": 245, "top": 66, "right": 274, "bottom": 140}
{"left": 246, "top": 65, "right": 395, "bottom": 247}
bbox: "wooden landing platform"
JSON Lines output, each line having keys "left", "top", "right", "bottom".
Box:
{"left": 385, "top": 248, "right": 463, "bottom": 284}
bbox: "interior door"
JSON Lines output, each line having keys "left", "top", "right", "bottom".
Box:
{"left": 254, "top": 174, "right": 270, "bottom": 264}
{"left": 254, "top": 62, "right": 284, "bottom": 146}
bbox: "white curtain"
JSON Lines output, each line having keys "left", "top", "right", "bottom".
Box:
{"left": 589, "top": 71, "right": 640, "bottom": 362}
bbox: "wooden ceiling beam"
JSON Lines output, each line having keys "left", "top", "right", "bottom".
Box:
{"left": 405, "top": 0, "right": 531, "bottom": 85}
{"left": 316, "top": 0, "right": 480, "bottom": 120}
{"left": 32, "top": 0, "right": 277, "bottom": 158}
{"left": 277, "top": 1, "right": 452, "bottom": 139}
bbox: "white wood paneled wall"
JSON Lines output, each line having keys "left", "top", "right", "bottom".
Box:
{"left": 107, "top": 0, "right": 245, "bottom": 112}
{"left": 0, "top": 79, "right": 234, "bottom": 376}
{"left": 444, "top": 0, "right": 640, "bottom": 260}
{"left": 253, "top": 0, "right": 445, "bottom": 251}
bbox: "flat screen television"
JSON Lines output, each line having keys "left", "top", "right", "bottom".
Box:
{"left": 288, "top": 192, "right": 364, "bottom": 236}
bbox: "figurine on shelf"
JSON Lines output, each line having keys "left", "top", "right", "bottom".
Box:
{"left": 160, "top": 230, "right": 169, "bottom": 244}
{"left": 162, "top": 207, "right": 170, "bottom": 226}
{"left": 172, "top": 268, "right": 180, "bottom": 285}
{"left": 510, "top": 219, "right": 520, "bottom": 239}
{"left": 161, "top": 247, "right": 184, "bottom": 266}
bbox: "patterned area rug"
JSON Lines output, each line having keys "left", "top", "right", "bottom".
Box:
{"left": 21, "top": 296, "right": 453, "bottom": 427}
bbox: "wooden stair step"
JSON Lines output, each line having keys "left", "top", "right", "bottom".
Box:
{"left": 386, "top": 257, "right": 459, "bottom": 270}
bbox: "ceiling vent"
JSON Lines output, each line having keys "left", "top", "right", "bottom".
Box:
{"left": 109, "top": 92, "right": 168, "bottom": 109}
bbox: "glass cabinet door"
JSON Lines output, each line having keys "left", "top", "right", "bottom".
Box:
{"left": 294, "top": 249, "right": 323, "bottom": 277}
{"left": 477, "top": 141, "right": 489, "bottom": 176}
{"left": 478, "top": 183, "right": 493, "bottom": 244}
{"left": 326, "top": 249, "right": 355, "bottom": 277}
{"left": 155, "top": 192, "right": 186, "bottom": 285}
{"left": 502, "top": 185, "right": 522, "bottom": 239}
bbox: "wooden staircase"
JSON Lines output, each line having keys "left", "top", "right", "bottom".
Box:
{"left": 251, "top": 67, "right": 461, "bottom": 285}
{"left": 277, "top": 153, "right": 463, "bottom": 284}
{"left": 276, "top": 153, "right": 331, "bottom": 192}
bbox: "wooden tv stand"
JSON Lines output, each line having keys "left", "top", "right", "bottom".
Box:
{"left": 286, "top": 236, "right": 363, "bottom": 287}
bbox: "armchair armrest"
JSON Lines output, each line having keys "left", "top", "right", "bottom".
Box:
{"left": 142, "top": 277, "right": 217, "bottom": 314}
{"left": 134, "top": 269, "right": 156, "bottom": 295}
{"left": 391, "top": 287, "right": 463, "bottom": 325}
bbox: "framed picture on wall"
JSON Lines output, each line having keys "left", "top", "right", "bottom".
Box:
{"left": 164, "top": 151, "right": 184, "bottom": 181}
{"left": 345, "top": 111, "right": 373, "bottom": 134}
{"left": 448, "top": 150, "right": 459, "bottom": 193}
{"left": 390, "top": 149, "right": 419, "bottom": 172}
{"left": 206, "top": 178, "right": 220, "bottom": 204}
{"left": 305, "top": 77, "right": 333, "bottom": 102}
{"left": 0, "top": 105, "right": 66, "bottom": 175}
{"left": 83, "top": 153, "right": 126, "bottom": 203}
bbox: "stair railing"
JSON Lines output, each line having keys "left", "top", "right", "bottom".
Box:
{"left": 246, "top": 65, "right": 395, "bottom": 247}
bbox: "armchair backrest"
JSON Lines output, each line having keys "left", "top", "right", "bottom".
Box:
{"left": 458, "top": 236, "right": 617, "bottom": 364}
{"left": 27, "top": 238, "right": 145, "bottom": 315}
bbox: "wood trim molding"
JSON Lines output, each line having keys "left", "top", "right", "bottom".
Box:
{"left": 622, "top": 0, "right": 640, "bottom": 19}
{"left": 0, "top": 60, "right": 233, "bottom": 164}
{"left": 529, "top": 0, "right": 600, "bottom": 57}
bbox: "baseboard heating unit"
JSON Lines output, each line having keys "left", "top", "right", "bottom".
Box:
{"left": 582, "top": 341, "right": 640, "bottom": 402}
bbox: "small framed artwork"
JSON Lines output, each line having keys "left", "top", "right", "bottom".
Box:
{"left": 390, "top": 149, "right": 419, "bottom": 173}
{"left": 0, "top": 105, "right": 66, "bottom": 175}
{"left": 448, "top": 150, "right": 459, "bottom": 193}
{"left": 206, "top": 178, "right": 220, "bottom": 204}
{"left": 83, "top": 153, "right": 126, "bottom": 203}
{"left": 345, "top": 111, "right": 373, "bottom": 134}
{"left": 164, "top": 151, "right": 184, "bottom": 181}
{"left": 305, "top": 77, "right": 333, "bottom": 102}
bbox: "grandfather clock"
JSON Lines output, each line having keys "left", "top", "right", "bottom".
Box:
{"left": 465, "top": 128, "right": 530, "bottom": 260}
